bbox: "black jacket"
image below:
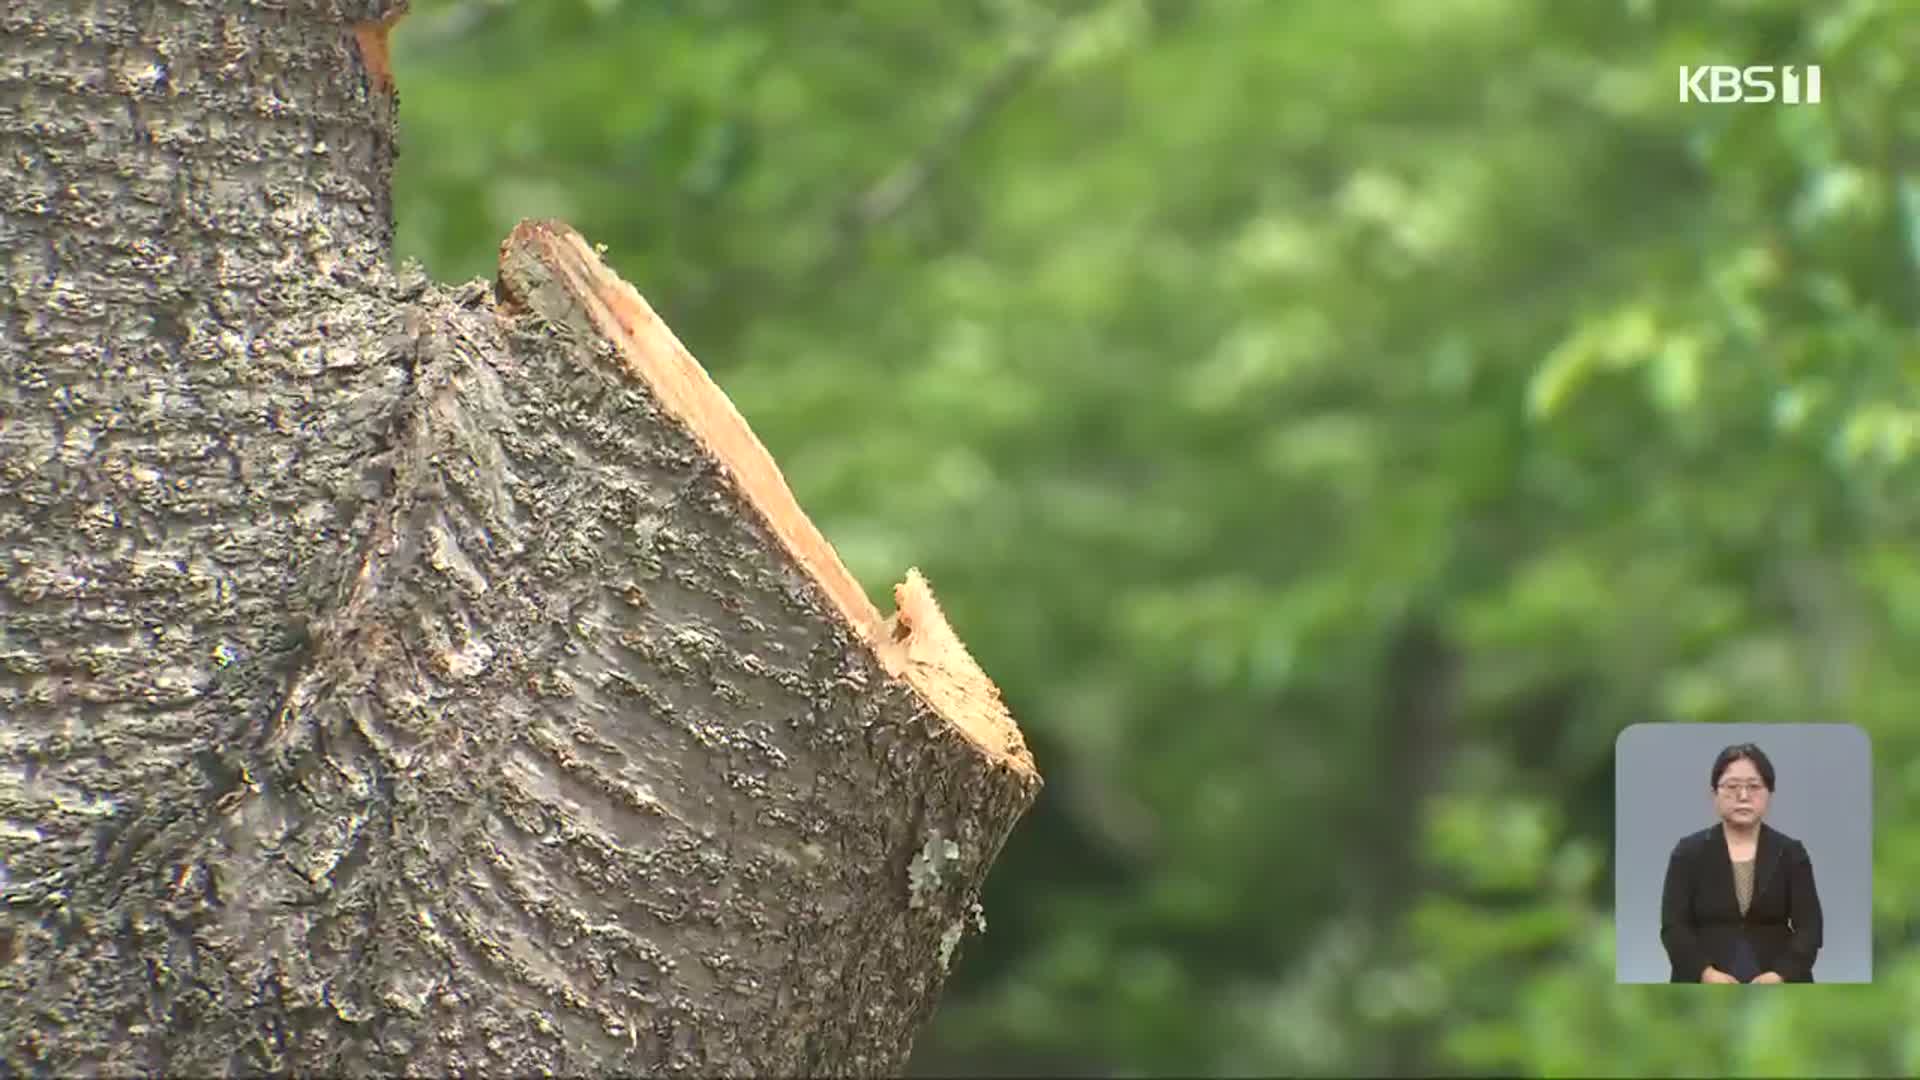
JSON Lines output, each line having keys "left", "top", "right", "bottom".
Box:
{"left": 1660, "top": 822, "right": 1823, "bottom": 983}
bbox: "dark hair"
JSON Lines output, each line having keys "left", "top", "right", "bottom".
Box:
{"left": 1711, "top": 743, "right": 1776, "bottom": 791}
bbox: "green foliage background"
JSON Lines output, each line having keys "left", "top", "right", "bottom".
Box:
{"left": 391, "top": 1, "right": 1920, "bottom": 1073}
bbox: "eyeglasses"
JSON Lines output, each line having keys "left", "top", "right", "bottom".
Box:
{"left": 1716, "top": 781, "right": 1767, "bottom": 797}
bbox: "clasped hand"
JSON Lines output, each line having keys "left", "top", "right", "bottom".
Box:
{"left": 1702, "top": 966, "right": 1783, "bottom": 984}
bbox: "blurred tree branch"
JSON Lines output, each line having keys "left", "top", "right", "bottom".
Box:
{"left": 830, "top": 7, "right": 1074, "bottom": 242}
{"left": 687, "top": 0, "right": 1106, "bottom": 324}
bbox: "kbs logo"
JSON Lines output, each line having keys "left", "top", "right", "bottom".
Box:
{"left": 1679, "top": 65, "right": 1822, "bottom": 104}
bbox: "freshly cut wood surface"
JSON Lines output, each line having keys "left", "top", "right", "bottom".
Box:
{"left": 496, "top": 219, "right": 1034, "bottom": 775}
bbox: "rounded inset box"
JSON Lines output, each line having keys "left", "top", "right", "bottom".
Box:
{"left": 1614, "top": 722, "right": 1871, "bottom": 983}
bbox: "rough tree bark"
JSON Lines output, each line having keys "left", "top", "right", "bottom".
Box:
{"left": 0, "top": 2, "right": 1041, "bottom": 1074}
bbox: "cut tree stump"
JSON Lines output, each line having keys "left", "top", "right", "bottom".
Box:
{"left": 0, "top": 3, "right": 1040, "bottom": 1075}
{"left": 495, "top": 220, "right": 1032, "bottom": 772}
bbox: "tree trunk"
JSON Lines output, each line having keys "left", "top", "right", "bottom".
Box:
{"left": 0, "top": 3, "right": 1040, "bottom": 1075}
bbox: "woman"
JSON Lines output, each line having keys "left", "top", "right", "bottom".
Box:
{"left": 1659, "top": 743, "right": 1824, "bottom": 983}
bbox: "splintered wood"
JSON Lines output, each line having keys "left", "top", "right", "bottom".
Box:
{"left": 349, "top": 8, "right": 406, "bottom": 96}
{"left": 493, "top": 220, "right": 1034, "bottom": 773}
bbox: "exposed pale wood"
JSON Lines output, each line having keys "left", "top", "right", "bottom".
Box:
{"left": 351, "top": 8, "right": 407, "bottom": 95}
{"left": 495, "top": 220, "right": 1035, "bottom": 775}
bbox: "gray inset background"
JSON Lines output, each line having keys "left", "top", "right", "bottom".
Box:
{"left": 1614, "top": 723, "right": 1872, "bottom": 983}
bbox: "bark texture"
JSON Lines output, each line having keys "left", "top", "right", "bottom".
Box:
{"left": 0, "top": 2, "right": 1040, "bottom": 1075}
